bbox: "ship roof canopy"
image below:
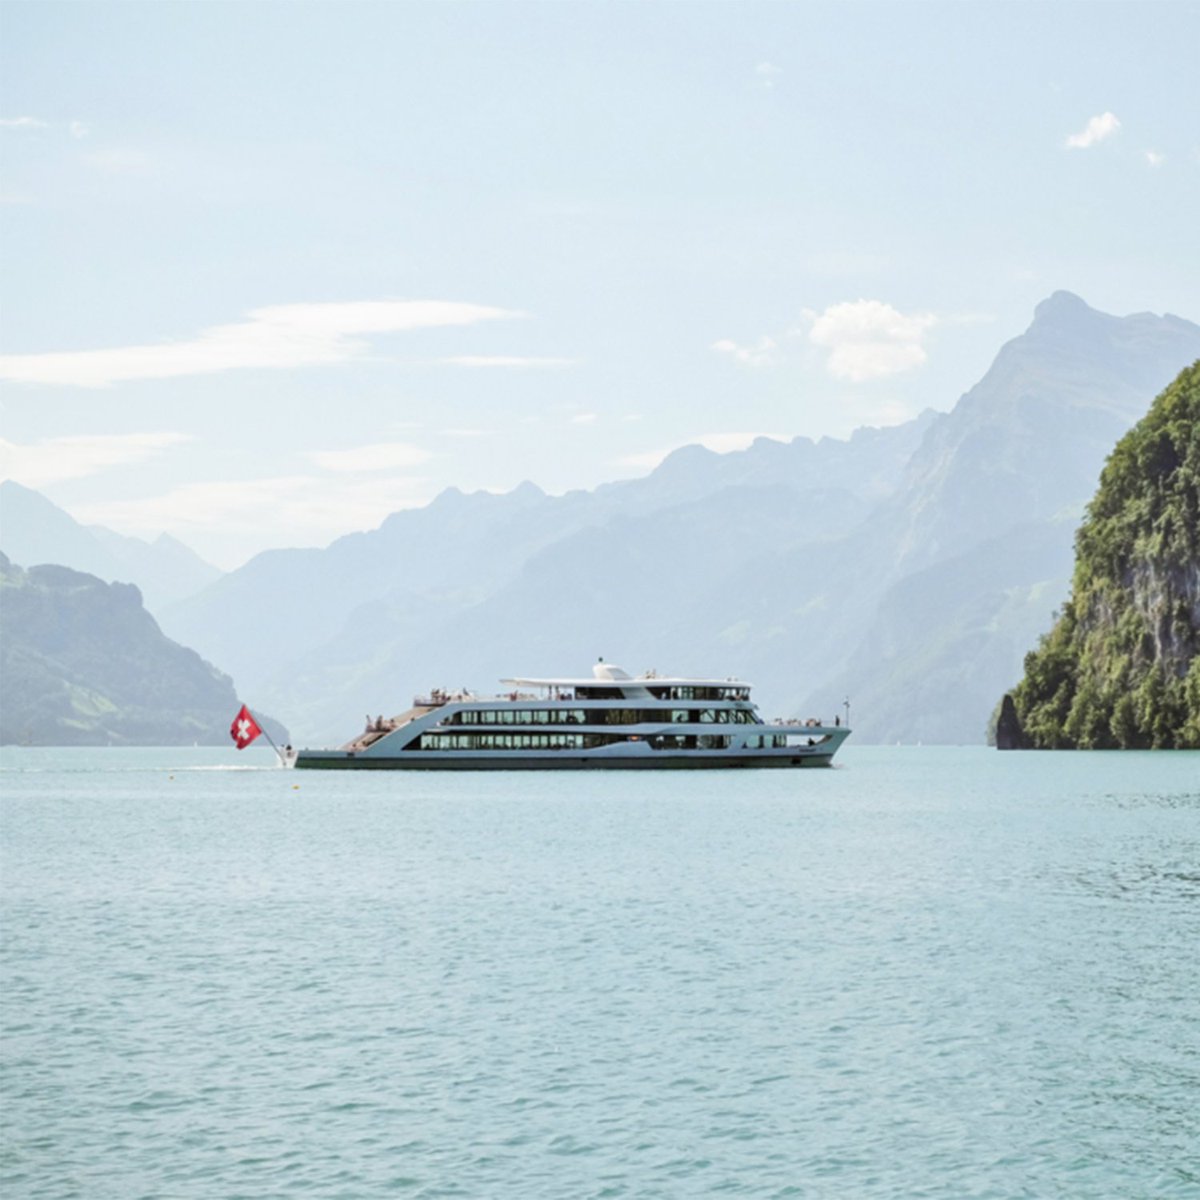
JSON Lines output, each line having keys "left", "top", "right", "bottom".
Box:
{"left": 499, "top": 675, "right": 753, "bottom": 689}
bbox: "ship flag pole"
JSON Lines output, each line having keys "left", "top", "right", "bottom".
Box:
{"left": 255, "top": 712, "right": 287, "bottom": 767}
{"left": 230, "top": 704, "right": 288, "bottom": 767}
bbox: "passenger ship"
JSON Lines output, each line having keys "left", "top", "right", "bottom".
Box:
{"left": 290, "top": 662, "right": 849, "bottom": 770}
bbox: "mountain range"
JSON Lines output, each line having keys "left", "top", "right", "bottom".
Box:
{"left": 5, "top": 291, "right": 1198, "bottom": 746}
{"left": 0, "top": 481, "right": 222, "bottom": 611}
{"left": 158, "top": 291, "right": 1200, "bottom": 745}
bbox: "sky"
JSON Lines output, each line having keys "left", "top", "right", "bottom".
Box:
{"left": 2, "top": 0, "right": 1197, "bottom": 569}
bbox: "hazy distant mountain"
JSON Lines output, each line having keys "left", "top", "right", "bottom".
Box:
{"left": 0, "top": 553, "right": 282, "bottom": 746}
{"left": 0, "top": 481, "right": 222, "bottom": 612}
{"left": 156, "top": 293, "right": 1200, "bottom": 745}
{"left": 806, "top": 519, "right": 1078, "bottom": 744}
{"left": 162, "top": 415, "right": 934, "bottom": 737}
{"left": 878, "top": 291, "right": 1200, "bottom": 575}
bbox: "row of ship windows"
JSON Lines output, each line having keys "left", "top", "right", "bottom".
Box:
{"left": 416, "top": 733, "right": 591, "bottom": 750}
{"left": 412, "top": 732, "right": 792, "bottom": 751}
{"left": 446, "top": 708, "right": 759, "bottom": 727}
{"left": 648, "top": 687, "right": 750, "bottom": 702}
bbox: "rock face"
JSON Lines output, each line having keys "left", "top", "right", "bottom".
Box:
{"left": 1003, "top": 361, "right": 1200, "bottom": 748}
{"left": 993, "top": 694, "right": 1028, "bottom": 750}
{"left": 0, "top": 554, "right": 282, "bottom": 746}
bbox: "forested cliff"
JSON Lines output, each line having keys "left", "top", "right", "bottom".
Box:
{"left": 999, "top": 361, "right": 1200, "bottom": 748}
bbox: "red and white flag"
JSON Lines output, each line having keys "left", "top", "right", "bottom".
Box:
{"left": 230, "top": 704, "right": 263, "bottom": 750}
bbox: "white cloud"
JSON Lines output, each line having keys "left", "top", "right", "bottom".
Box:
{"left": 754, "top": 62, "right": 783, "bottom": 88}
{"left": 711, "top": 335, "right": 778, "bottom": 367}
{"left": 620, "top": 431, "right": 791, "bottom": 471}
{"left": 0, "top": 432, "right": 191, "bottom": 487}
{"left": 0, "top": 116, "right": 48, "bottom": 129}
{"left": 0, "top": 300, "right": 524, "bottom": 388}
{"left": 309, "top": 442, "right": 432, "bottom": 473}
{"left": 1145, "top": 150, "right": 1165, "bottom": 168}
{"left": 436, "top": 355, "right": 574, "bottom": 368}
{"left": 1065, "top": 111, "right": 1121, "bottom": 149}
{"left": 807, "top": 299, "right": 937, "bottom": 382}
{"left": 571, "top": 412, "right": 597, "bottom": 425}
{"left": 69, "top": 120, "right": 89, "bottom": 139}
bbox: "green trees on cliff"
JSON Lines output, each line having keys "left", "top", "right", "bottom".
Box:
{"left": 1004, "top": 361, "right": 1200, "bottom": 748}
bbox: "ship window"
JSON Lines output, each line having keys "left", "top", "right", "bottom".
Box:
{"left": 671, "top": 709, "right": 689, "bottom": 723}
{"left": 699, "top": 709, "right": 715, "bottom": 723}
{"left": 607, "top": 709, "right": 638, "bottom": 725}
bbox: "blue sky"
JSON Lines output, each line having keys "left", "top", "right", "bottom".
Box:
{"left": 2, "top": 1, "right": 1197, "bottom": 567}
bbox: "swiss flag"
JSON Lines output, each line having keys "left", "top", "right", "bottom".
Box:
{"left": 230, "top": 704, "right": 263, "bottom": 750}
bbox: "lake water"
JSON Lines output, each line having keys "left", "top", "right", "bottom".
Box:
{"left": 1, "top": 746, "right": 1197, "bottom": 1199}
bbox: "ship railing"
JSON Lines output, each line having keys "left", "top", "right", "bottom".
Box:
{"left": 413, "top": 690, "right": 475, "bottom": 707}
{"left": 414, "top": 689, "right": 578, "bottom": 705}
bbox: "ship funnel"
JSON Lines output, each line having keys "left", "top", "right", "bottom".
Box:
{"left": 593, "top": 662, "right": 632, "bottom": 681}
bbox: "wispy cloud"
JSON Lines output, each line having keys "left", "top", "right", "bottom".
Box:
{"left": 309, "top": 442, "right": 432, "bottom": 473}
{"left": 0, "top": 300, "right": 525, "bottom": 388}
{"left": 435, "top": 355, "right": 575, "bottom": 369}
{"left": 72, "top": 474, "right": 436, "bottom": 566}
{"left": 620, "top": 431, "right": 791, "bottom": 471}
{"left": 82, "top": 147, "right": 150, "bottom": 174}
{"left": 0, "top": 432, "right": 191, "bottom": 487}
{"left": 711, "top": 336, "right": 778, "bottom": 367}
{"left": 806, "top": 299, "right": 937, "bottom": 382}
{"left": 571, "top": 412, "right": 597, "bottom": 425}
{"left": 1145, "top": 149, "right": 1165, "bottom": 168}
{"left": 1, "top": 115, "right": 88, "bottom": 137}
{"left": 1065, "top": 111, "right": 1120, "bottom": 149}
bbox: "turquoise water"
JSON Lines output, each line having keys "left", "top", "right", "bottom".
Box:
{"left": 2, "top": 746, "right": 1198, "bottom": 1199}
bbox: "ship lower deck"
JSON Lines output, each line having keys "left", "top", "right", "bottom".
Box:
{"left": 293, "top": 750, "right": 838, "bottom": 770}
